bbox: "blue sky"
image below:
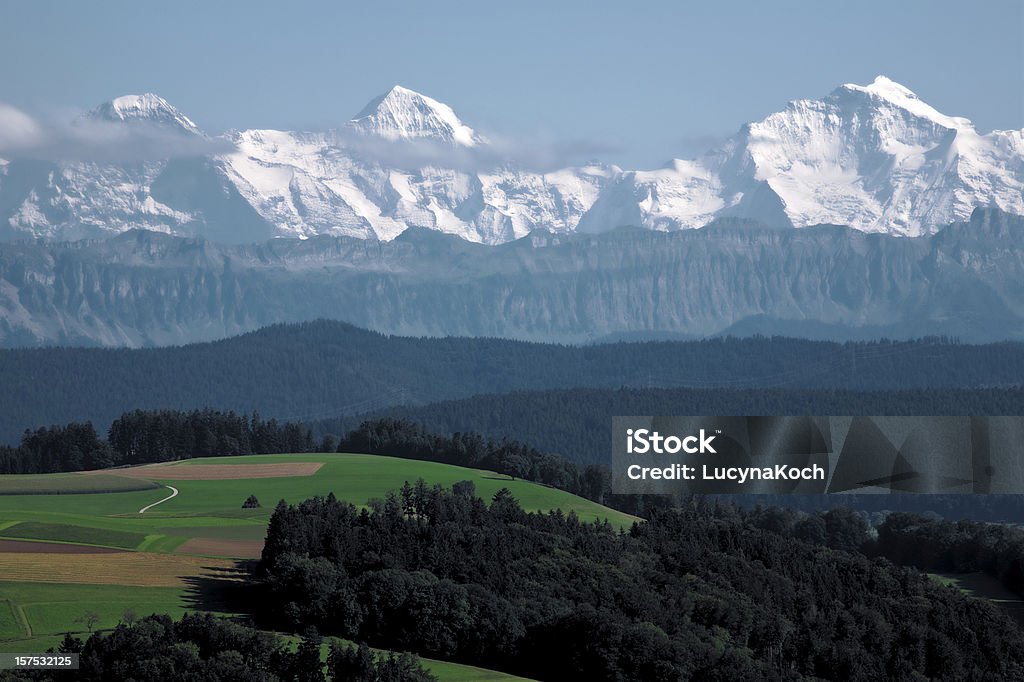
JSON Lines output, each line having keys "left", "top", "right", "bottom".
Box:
{"left": 1, "top": 0, "right": 1020, "bottom": 167}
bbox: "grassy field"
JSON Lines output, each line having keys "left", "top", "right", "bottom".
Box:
{"left": 0, "top": 454, "right": 635, "bottom": 552}
{"left": 0, "top": 582, "right": 197, "bottom": 649}
{"left": 1, "top": 521, "right": 148, "bottom": 549}
{"left": 0, "top": 473, "right": 157, "bottom": 495}
{"left": 0, "top": 452, "right": 623, "bottom": 680}
{"left": 421, "top": 659, "right": 534, "bottom": 681}
{"left": 153, "top": 454, "right": 633, "bottom": 525}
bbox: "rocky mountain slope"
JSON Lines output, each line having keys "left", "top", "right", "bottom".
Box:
{"left": 0, "top": 207, "right": 1020, "bottom": 347}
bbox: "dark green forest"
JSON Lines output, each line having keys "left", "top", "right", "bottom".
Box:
{"left": 1, "top": 320, "right": 1022, "bottom": 444}
{"left": 255, "top": 485, "right": 1024, "bottom": 681}
{"left": 317, "top": 386, "right": 1024, "bottom": 465}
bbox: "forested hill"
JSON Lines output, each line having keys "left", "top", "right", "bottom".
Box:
{"left": 317, "top": 386, "right": 1024, "bottom": 466}
{"left": 1, "top": 319, "right": 1022, "bottom": 444}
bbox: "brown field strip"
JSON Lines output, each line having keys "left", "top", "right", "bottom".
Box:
{"left": 0, "top": 552, "right": 242, "bottom": 587}
{"left": 0, "top": 473, "right": 158, "bottom": 495}
{"left": 0, "top": 539, "right": 124, "bottom": 554}
{"left": 176, "top": 538, "right": 264, "bottom": 559}
{"left": 92, "top": 462, "right": 324, "bottom": 481}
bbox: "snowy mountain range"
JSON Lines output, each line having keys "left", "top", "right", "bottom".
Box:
{"left": 1, "top": 77, "right": 1021, "bottom": 244}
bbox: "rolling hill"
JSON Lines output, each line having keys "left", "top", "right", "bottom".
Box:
{"left": 2, "top": 320, "right": 1023, "bottom": 444}
{"left": 0, "top": 452, "right": 616, "bottom": 678}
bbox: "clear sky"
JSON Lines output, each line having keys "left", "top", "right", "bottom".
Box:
{"left": 0, "top": 0, "right": 1021, "bottom": 167}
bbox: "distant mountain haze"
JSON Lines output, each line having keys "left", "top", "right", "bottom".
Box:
{"left": 0, "top": 207, "right": 1020, "bottom": 347}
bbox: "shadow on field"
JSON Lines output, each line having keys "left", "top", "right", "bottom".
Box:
{"left": 180, "top": 560, "right": 260, "bottom": 620}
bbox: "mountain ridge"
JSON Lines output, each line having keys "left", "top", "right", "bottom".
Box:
{"left": 1, "top": 77, "right": 1021, "bottom": 243}
{"left": 0, "top": 206, "right": 1021, "bottom": 348}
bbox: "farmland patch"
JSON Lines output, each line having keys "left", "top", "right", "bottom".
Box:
{"left": 0, "top": 522, "right": 147, "bottom": 549}
{"left": 0, "top": 553, "right": 242, "bottom": 588}
{"left": 0, "top": 473, "right": 158, "bottom": 495}
{"left": 159, "top": 524, "right": 267, "bottom": 541}
{"left": 176, "top": 537, "right": 264, "bottom": 559}
{"left": 107, "top": 462, "right": 324, "bottom": 480}
{"left": 0, "top": 539, "right": 124, "bottom": 554}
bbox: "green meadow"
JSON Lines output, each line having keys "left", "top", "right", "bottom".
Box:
{"left": 0, "top": 582, "right": 193, "bottom": 652}
{"left": 0, "top": 453, "right": 634, "bottom": 550}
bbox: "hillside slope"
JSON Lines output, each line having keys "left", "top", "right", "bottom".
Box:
{"left": 1, "top": 320, "right": 1023, "bottom": 444}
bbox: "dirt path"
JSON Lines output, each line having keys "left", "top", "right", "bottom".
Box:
{"left": 138, "top": 485, "right": 179, "bottom": 514}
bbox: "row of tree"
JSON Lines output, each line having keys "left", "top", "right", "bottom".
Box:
{"left": 0, "top": 410, "right": 319, "bottom": 474}
{"left": 341, "top": 418, "right": 600, "bottom": 498}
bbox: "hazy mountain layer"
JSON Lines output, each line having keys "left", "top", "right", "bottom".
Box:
{"left": 1, "top": 320, "right": 1022, "bottom": 445}
{"left": 0, "top": 207, "right": 1020, "bottom": 347}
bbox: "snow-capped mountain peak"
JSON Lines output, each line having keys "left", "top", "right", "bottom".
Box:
{"left": 718, "top": 75, "right": 1023, "bottom": 236}
{"left": 835, "top": 75, "right": 972, "bottom": 130}
{"left": 88, "top": 93, "right": 200, "bottom": 134}
{"left": 347, "top": 85, "right": 483, "bottom": 146}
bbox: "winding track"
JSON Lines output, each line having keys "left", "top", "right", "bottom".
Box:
{"left": 137, "top": 485, "right": 179, "bottom": 514}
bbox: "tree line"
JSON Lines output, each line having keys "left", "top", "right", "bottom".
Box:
{"left": 0, "top": 410, "right": 318, "bottom": 474}
{"left": 336, "top": 418, "right": 653, "bottom": 514}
